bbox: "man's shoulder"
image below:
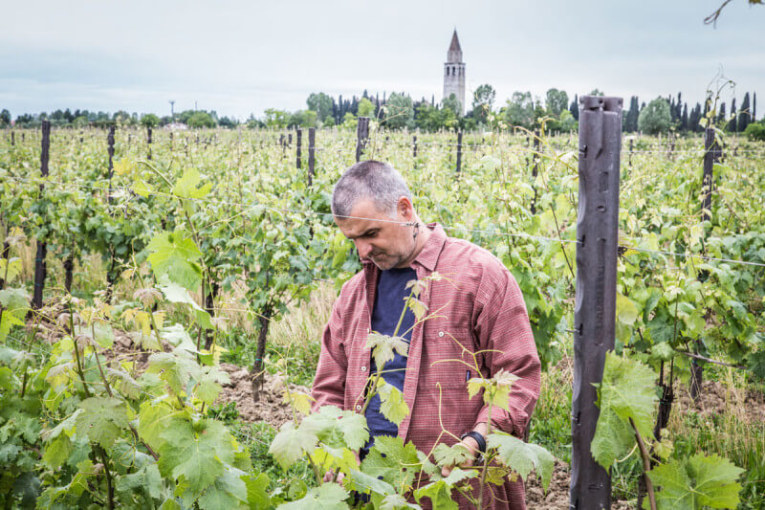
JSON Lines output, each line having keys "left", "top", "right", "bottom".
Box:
{"left": 440, "top": 235, "right": 509, "bottom": 275}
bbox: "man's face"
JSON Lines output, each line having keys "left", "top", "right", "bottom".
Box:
{"left": 335, "top": 198, "right": 415, "bottom": 270}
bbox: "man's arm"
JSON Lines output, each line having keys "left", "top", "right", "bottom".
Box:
{"left": 311, "top": 299, "right": 348, "bottom": 411}
{"left": 472, "top": 267, "right": 542, "bottom": 438}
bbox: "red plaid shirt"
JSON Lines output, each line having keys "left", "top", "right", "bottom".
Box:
{"left": 312, "top": 223, "right": 541, "bottom": 509}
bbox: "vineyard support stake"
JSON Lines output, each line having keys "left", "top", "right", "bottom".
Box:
{"left": 570, "top": 96, "right": 623, "bottom": 510}
{"left": 308, "top": 127, "right": 315, "bottom": 186}
{"left": 356, "top": 116, "right": 369, "bottom": 162}
{"left": 32, "top": 120, "right": 51, "bottom": 310}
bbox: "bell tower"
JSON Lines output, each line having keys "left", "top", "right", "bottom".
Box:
{"left": 443, "top": 29, "right": 465, "bottom": 115}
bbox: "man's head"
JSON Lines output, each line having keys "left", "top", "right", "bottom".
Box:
{"left": 332, "top": 160, "right": 423, "bottom": 270}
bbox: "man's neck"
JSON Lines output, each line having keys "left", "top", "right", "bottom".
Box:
{"left": 397, "top": 221, "right": 432, "bottom": 268}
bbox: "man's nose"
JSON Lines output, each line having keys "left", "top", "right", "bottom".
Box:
{"left": 355, "top": 240, "right": 373, "bottom": 259}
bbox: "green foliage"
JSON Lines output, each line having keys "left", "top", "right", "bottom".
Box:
{"left": 647, "top": 454, "right": 744, "bottom": 509}
{"left": 382, "top": 92, "right": 414, "bottom": 130}
{"left": 504, "top": 91, "right": 536, "bottom": 129}
{"left": 592, "top": 352, "right": 657, "bottom": 469}
{"left": 186, "top": 111, "right": 217, "bottom": 128}
{"left": 307, "top": 92, "right": 334, "bottom": 123}
{"left": 545, "top": 88, "right": 569, "bottom": 117}
{"left": 140, "top": 113, "right": 160, "bottom": 128}
{"left": 357, "top": 98, "right": 375, "bottom": 118}
{"left": 638, "top": 97, "right": 672, "bottom": 134}
{"left": 487, "top": 433, "right": 554, "bottom": 490}
{"left": 743, "top": 121, "right": 765, "bottom": 141}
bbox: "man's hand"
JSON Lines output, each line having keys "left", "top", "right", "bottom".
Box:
{"left": 441, "top": 423, "right": 488, "bottom": 477}
{"left": 322, "top": 469, "right": 346, "bottom": 484}
{"left": 440, "top": 436, "right": 480, "bottom": 477}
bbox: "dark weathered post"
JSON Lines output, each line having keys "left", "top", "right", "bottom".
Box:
{"left": 10, "top": 131, "right": 14, "bottom": 146}
{"left": 356, "top": 117, "right": 369, "bottom": 162}
{"left": 296, "top": 128, "right": 302, "bottom": 169}
{"left": 629, "top": 138, "right": 633, "bottom": 167}
{"left": 147, "top": 125, "right": 153, "bottom": 160}
{"left": 308, "top": 127, "right": 316, "bottom": 187}
{"left": 107, "top": 126, "right": 115, "bottom": 205}
{"left": 570, "top": 96, "right": 623, "bottom": 510}
{"left": 32, "top": 120, "right": 51, "bottom": 310}
{"left": 690, "top": 127, "right": 722, "bottom": 402}
{"left": 412, "top": 135, "right": 418, "bottom": 159}
{"left": 456, "top": 131, "right": 463, "bottom": 173}
{"left": 531, "top": 130, "right": 541, "bottom": 214}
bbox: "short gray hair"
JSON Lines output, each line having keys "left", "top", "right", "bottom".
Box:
{"left": 331, "top": 160, "right": 412, "bottom": 218}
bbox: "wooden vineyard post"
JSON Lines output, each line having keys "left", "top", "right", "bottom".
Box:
{"left": 32, "top": 120, "right": 51, "bottom": 310}
{"left": 690, "top": 127, "right": 722, "bottom": 402}
{"left": 356, "top": 117, "right": 369, "bottom": 162}
{"left": 531, "top": 130, "right": 541, "bottom": 214}
{"left": 10, "top": 131, "right": 14, "bottom": 146}
{"left": 308, "top": 127, "right": 316, "bottom": 187}
{"left": 296, "top": 128, "right": 302, "bottom": 169}
{"left": 412, "top": 135, "right": 417, "bottom": 159}
{"left": 570, "top": 96, "right": 623, "bottom": 510}
{"left": 147, "top": 125, "right": 153, "bottom": 160}
{"left": 107, "top": 126, "right": 115, "bottom": 205}
{"left": 629, "top": 138, "right": 633, "bottom": 167}
{"left": 456, "top": 131, "right": 463, "bottom": 173}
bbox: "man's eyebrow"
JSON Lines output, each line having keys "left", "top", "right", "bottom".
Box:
{"left": 346, "top": 227, "right": 379, "bottom": 240}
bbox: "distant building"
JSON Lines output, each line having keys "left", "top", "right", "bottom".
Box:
{"left": 443, "top": 29, "right": 465, "bottom": 115}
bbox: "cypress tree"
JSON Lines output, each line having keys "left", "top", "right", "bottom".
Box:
{"left": 681, "top": 103, "right": 689, "bottom": 132}
{"left": 718, "top": 102, "right": 726, "bottom": 126}
{"left": 570, "top": 94, "right": 579, "bottom": 120}
{"left": 753, "top": 92, "right": 757, "bottom": 121}
{"left": 730, "top": 98, "right": 737, "bottom": 132}
{"left": 740, "top": 93, "right": 751, "bottom": 132}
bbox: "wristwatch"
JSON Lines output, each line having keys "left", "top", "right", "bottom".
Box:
{"left": 460, "top": 430, "right": 486, "bottom": 457}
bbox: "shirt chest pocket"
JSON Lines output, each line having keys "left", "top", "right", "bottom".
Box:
{"left": 420, "top": 326, "right": 477, "bottom": 389}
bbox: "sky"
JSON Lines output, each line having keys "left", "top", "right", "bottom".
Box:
{"left": 1, "top": 0, "right": 763, "bottom": 120}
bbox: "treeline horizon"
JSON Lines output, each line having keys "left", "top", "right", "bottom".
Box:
{"left": 0, "top": 86, "right": 761, "bottom": 136}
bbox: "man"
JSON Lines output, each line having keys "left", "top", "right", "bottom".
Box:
{"left": 312, "top": 160, "right": 541, "bottom": 509}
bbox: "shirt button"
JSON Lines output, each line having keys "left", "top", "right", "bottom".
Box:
{"left": 356, "top": 405, "right": 362, "bottom": 411}
{"left": 361, "top": 366, "right": 367, "bottom": 372}
{"left": 438, "top": 331, "right": 445, "bottom": 337}
{"left": 367, "top": 328, "right": 370, "bottom": 333}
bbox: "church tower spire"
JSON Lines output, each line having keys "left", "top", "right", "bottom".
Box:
{"left": 443, "top": 29, "right": 465, "bottom": 115}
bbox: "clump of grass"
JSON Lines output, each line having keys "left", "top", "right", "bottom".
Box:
{"left": 529, "top": 353, "right": 573, "bottom": 463}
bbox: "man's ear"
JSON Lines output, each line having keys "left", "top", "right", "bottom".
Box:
{"left": 397, "top": 196, "right": 414, "bottom": 220}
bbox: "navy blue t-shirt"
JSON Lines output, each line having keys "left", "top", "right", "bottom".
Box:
{"left": 363, "top": 267, "right": 416, "bottom": 455}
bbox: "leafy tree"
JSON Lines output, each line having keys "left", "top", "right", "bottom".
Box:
{"left": 306, "top": 92, "right": 333, "bottom": 123}
{"left": 342, "top": 112, "right": 357, "bottom": 129}
{"left": 0, "top": 109, "right": 11, "bottom": 127}
{"left": 472, "top": 84, "right": 496, "bottom": 124}
{"left": 545, "top": 88, "right": 569, "bottom": 116}
{"left": 589, "top": 89, "right": 605, "bottom": 97}
{"left": 218, "top": 116, "right": 239, "bottom": 128}
{"left": 186, "top": 111, "right": 217, "bottom": 128}
{"left": 744, "top": 121, "right": 765, "bottom": 141}
{"left": 558, "top": 110, "right": 577, "bottom": 132}
{"left": 638, "top": 97, "right": 672, "bottom": 134}
{"left": 289, "top": 110, "right": 317, "bottom": 128}
{"left": 442, "top": 94, "right": 461, "bottom": 118}
{"left": 357, "top": 98, "right": 375, "bottom": 118}
{"left": 729, "top": 98, "right": 738, "bottom": 132}
{"left": 140, "top": 114, "right": 160, "bottom": 128}
{"left": 382, "top": 92, "right": 414, "bottom": 130}
{"left": 504, "top": 91, "right": 535, "bottom": 129}
{"left": 263, "top": 109, "right": 290, "bottom": 129}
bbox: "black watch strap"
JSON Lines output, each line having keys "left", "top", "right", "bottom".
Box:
{"left": 460, "top": 431, "right": 486, "bottom": 453}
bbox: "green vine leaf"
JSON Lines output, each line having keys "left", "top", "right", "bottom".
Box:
{"left": 278, "top": 483, "right": 349, "bottom": 510}
{"left": 157, "top": 418, "right": 235, "bottom": 500}
{"left": 147, "top": 230, "right": 203, "bottom": 290}
{"left": 366, "top": 332, "right": 409, "bottom": 368}
{"left": 268, "top": 421, "right": 318, "bottom": 471}
{"left": 377, "top": 379, "right": 409, "bottom": 426}
{"left": 647, "top": 454, "right": 744, "bottom": 509}
{"left": 486, "top": 432, "right": 554, "bottom": 490}
{"left": 359, "top": 436, "right": 419, "bottom": 492}
{"left": 592, "top": 351, "right": 657, "bottom": 469}
{"left": 75, "top": 397, "right": 131, "bottom": 449}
